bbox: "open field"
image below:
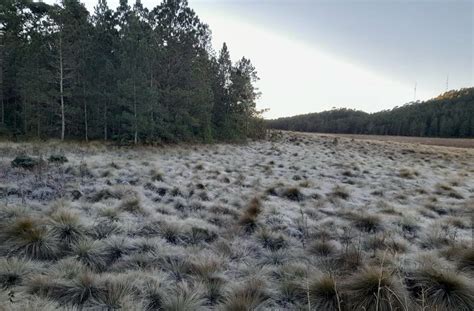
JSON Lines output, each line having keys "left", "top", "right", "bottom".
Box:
{"left": 0, "top": 132, "right": 473, "bottom": 310}
{"left": 315, "top": 132, "right": 474, "bottom": 149}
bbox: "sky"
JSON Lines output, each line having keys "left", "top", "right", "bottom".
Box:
{"left": 43, "top": 0, "right": 473, "bottom": 118}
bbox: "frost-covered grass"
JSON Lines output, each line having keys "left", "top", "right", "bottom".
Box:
{"left": 0, "top": 132, "right": 473, "bottom": 310}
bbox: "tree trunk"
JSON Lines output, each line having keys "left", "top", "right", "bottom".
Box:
{"left": 104, "top": 99, "right": 108, "bottom": 141}
{"left": 0, "top": 30, "right": 3, "bottom": 125}
{"left": 59, "top": 35, "right": 65, "bottom": 141}
{"left": 23, "top": 100, "right": 27, "bottom": 134}
{"left": 37, "top": 103, "right": 40, "bottom": 138}
{"left": 83, "top": 84, "right": 88, "bottom": 142}
{"left": 1, "top": 99, "right": 4, "bottom": 125}
{"left": 133, "top": 80, "right": 137, "bottom": 145}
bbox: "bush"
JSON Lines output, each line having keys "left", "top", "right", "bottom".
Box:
{"left": 11, "top": 155, "right": 43, "bottom": 170}
{"left": 48, "top": 154, "right": 68, "bottom": 164}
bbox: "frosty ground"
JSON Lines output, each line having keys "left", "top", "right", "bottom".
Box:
{"left": 0, "top": 131, "right": 473, "bottom": 310}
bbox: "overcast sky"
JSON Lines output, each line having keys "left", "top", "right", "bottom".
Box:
{"left": 43, "top": 0, "right": 473, "bottom": 118}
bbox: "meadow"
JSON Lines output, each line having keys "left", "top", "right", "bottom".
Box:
{"left": 0, "top": 131, "right": 473, "bottom": 310}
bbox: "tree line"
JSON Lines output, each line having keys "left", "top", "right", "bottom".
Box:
{"left": 0, "top": 0, "right": 265, "bottom": 143}
{"left": 268, "top": 88, "right": 474, "bottom": 138}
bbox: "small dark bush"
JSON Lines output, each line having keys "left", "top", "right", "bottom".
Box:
{"left": 11, "top": 155, "right": 43, "bottom": 170}
{"left": 48, "top": 154, "right": 68, "bottom": 164}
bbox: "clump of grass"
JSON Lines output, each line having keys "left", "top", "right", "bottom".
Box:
{"left": 399, "top": 168, "right": 419, "bottom": 179}
{"left": 54, "top": 272, "right": 103, "bottom": 306}
{"left": 93, "top": 275, "right": 136, "bottom": 309}
{"left": 188, "top": 256, "right": 226, "bottom": 304}
{"left": 150, "top": 168, "right": 164, "bottom": 182}
{"left": 238, "top": 197, "right": 263, "bottom": 233}
{"left": 141, "top": 277, "right": 168, "bottom": 311}
{"left": 0, "top": 257, "right": 36, "bottom": 288}
{"left": 98, "top": 206, "right": 122, "bottom": 221}
{"left": 305, "top": 274, "right": 341, "bottom": 310}
{"left": 345, "top": 268, "right": 409, "bottom": 311}
{"left": 257, "top": 228, "right": 288, "bottom": 251}
{"left": 71, "top": 239, "right": 106, "bottom": 271}
{"left": 407, "top": 265, "right": 474, "bottom": 310}
{"left": 103, "top": 236, "right": 136, "bottom": 265}
{"left": 352, "top": 213, "right": 382, "bottom": 233}
{"left": 222, "top": 278, "right": 270, "bottom": 310}
{"left": 330, "top": 185, "right": 350, "bottom": 200}
{"left": 48, "top": 257, "right": 88, "bottom": 280}
{"left": 457, "top": 248, "right": 474, "bottom": 274}
{"left": 163, "top": 282, "right": 206, "bottom": 310}
{"left": 1, "top": 217, "right": 58, "bottom": 260}
{"left": 308, "top": 240, "right": 336, "bottom": 257}
{"left": 118, "top": 196, "right": 146, "bottom": 214}
{"left": 282, "top": 187, "right": 304, "bottom": 201}
{"left": 49, "top": 209, "right": 85, "bottom": 247}
{"left": 88, "top": 188, "right": 122, "bottom": 202}
{"left": 159, "top": 222, "right": 183, "bottom": 244}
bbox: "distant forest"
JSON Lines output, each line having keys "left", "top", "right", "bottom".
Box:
{"left": 0, "top": 0, "right": 265, "bottom": 143}
{"left": 268, "top": 88, "right": 474, "bottom": 138}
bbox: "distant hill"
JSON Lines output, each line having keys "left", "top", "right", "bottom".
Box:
{"left": 267, "top": 88, "right": 474, "bottom": 138}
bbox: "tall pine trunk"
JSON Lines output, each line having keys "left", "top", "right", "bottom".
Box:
{"left": 104, "top": 99, "right": 108, "bottom": 141}
{"left": 83, "top": 84, "right": 88, "bottom": 142}
{"left": 133, "top": 80, "right": 137, "bottom": 145}
{"left": 0, "top": 30, "right": 3, "bottom": 125}
{"left": 59, "top": 35, "right": 65, "bottom": 141}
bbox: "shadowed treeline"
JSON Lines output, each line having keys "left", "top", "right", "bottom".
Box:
{"left": 268, "top": 88, "right": 474, "bottom": 138}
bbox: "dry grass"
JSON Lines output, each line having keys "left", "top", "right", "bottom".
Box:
{"left": 0, "top": 131, "right": 472, "bottom": 310}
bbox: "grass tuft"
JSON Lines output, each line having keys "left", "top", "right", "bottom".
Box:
{"left": 222, "top": 278, "right": 270, "bottom": 310}
{"left": 407, "top": 265, "right": 474, "bottom": 310}
{"left": 1, "top": 217, "right": 58, "bottom": 260}
{"left": 345, "top": 267, "right": 409, "bottom": 311}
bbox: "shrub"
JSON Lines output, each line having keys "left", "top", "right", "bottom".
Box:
{"left": 345, "top": 268, "right": 409, "bottom": 311}
{"left": 48, "top": 154, "right": 68, "bottom": 164}
{"left": 407, "top": 265, "right": 474, "bottom": 310}
{"left": 11, "top": 155, "right": 43, "bottom": 170}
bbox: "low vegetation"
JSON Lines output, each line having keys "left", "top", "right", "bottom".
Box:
{"left": 0, "top": 132, "right": 472, "bottom": 310}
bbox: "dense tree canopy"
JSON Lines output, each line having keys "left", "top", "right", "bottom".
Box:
{"left": 0, "top": 0, "right": 264, "bottom": 143}
{"left": 268, "top": 88, "right": 474, "bottom": 138}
